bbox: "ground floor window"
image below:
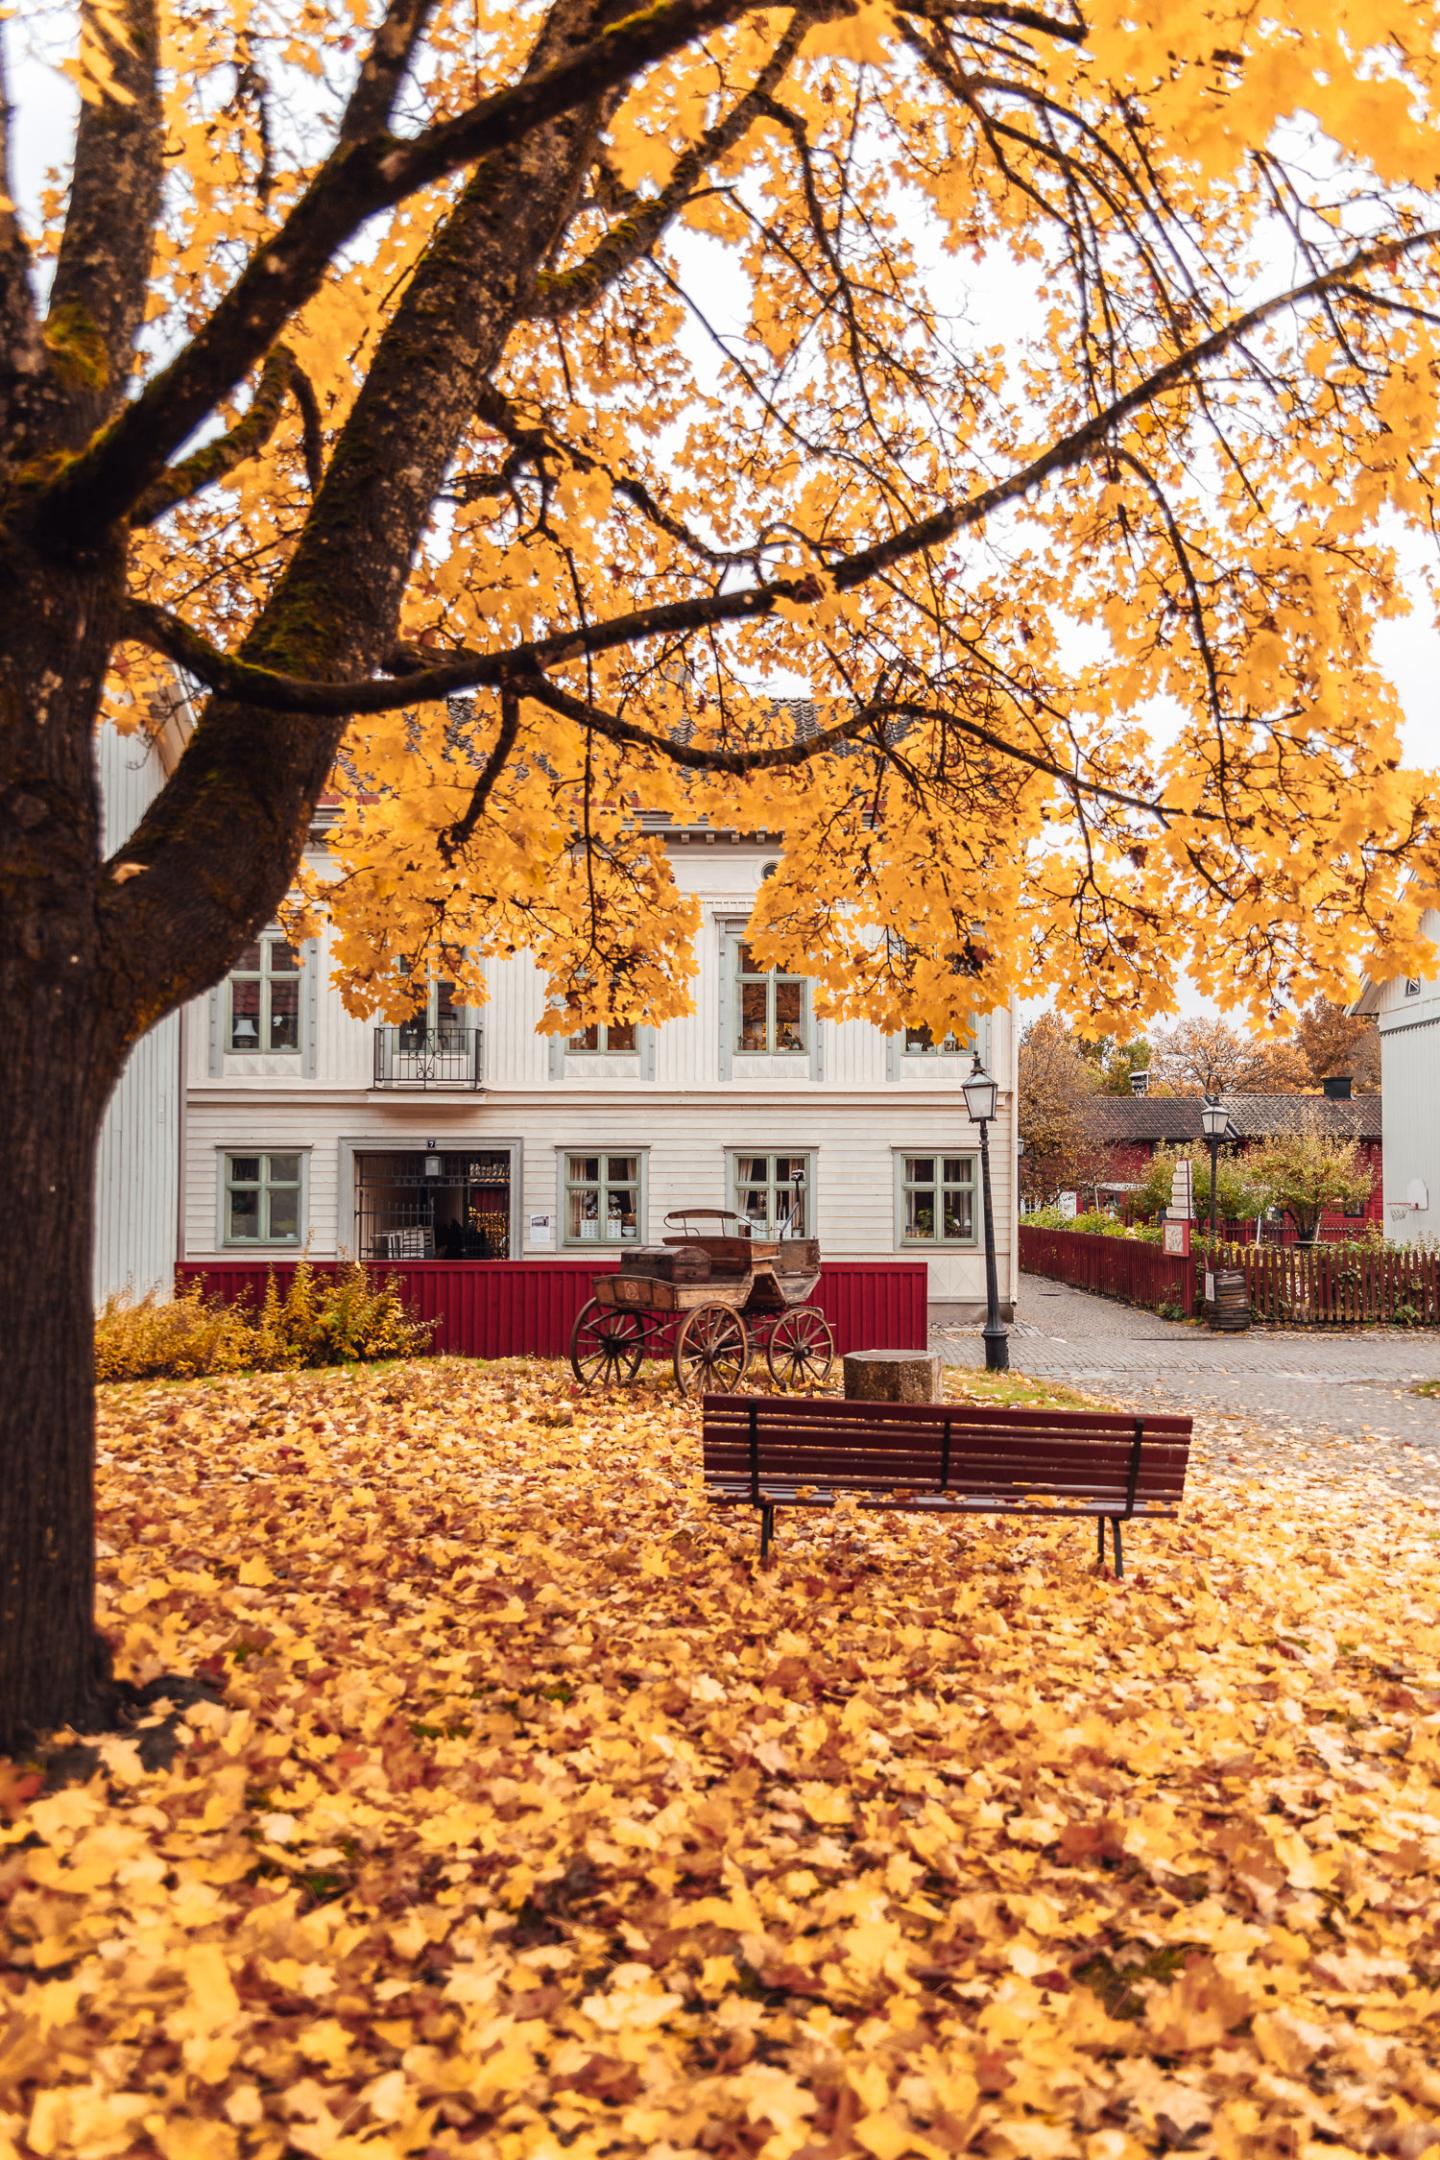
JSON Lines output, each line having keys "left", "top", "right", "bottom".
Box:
{"left": 563, "top": 1153, "right": 643, "bottom": 1243}
{"left": 730, "top": 1152, "right": 812, "bottom": 1237}
{"left": 224, "top": 1151, "right": 304, "bottom": 1245}
{"left": 898, "top": 1153, "right": 977, "bottom": 1245}
{"left": 353, "top": 1149, "right": 512, "bottom": 1259}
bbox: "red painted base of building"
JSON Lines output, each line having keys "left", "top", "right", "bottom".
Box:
{"left": 175, "top": 1259, "right": 931, "bottom": 1360}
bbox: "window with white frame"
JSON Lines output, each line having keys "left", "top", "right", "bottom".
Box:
{"left": 735, "top": 942, "right": 808, "bottom": 1054}
{"left": 567, "top": 1019, "right": 637, "bottom": 1052}
{"left": 399, "top": 978, "right": 463, "bottom": 1049}
{"left": 898, "top": 1153, "right": 978, "bottom": 1245}
{"left": 563, "top": 1152, "right": 643, "bottom": 1243}
{"left": 730, "top": 1152, "right": 813, "bottom": 1237}
{"left": 223, "top": 1152, "right": 304, "bottom": 1245}
{"left": 1405, "top": 977, "right": 1423, "bottom": 997}
{"left": 227, "top": 935, "right": 302, "bottom": 1052}
{"left": 903, "top": 1022, "right": 975, "bottom": 1055}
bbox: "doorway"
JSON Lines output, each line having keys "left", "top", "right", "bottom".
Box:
{"left": 353, "top": 1149, "right": 513, "bottom": 1260}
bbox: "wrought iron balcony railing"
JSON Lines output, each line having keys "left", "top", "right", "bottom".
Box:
{"left": 372, "top": 1026, "right": 484, "bottom": 1089}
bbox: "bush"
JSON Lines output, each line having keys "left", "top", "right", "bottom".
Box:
{"left": 96, "top": 1264, "right": 433, "bottom": 1381}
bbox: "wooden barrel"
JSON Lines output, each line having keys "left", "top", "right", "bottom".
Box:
{"left": 1209, "top": 1267, "right": 1250, "bottom": 1332}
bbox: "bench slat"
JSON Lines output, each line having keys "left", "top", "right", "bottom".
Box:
{"left": 703, "top": 1392, "right": 1192, "bottom": 1434}
{"left": 700, "top": 1394, "right": 1193, "bottom": 1573}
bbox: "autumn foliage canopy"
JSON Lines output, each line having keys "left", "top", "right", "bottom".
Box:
{"left": 36, "top": 0, "right": 1440, "bottom": 1046}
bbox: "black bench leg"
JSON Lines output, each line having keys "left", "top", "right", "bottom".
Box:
{"left": 1095, "top": 1517, "right": 1105, "bottom": 1567}
{"left": 760, "top": 1504, "right": 775, "bottom": 1565}
{"left": 1111, "top": 1518, "right": 1124, "bottom": 1579}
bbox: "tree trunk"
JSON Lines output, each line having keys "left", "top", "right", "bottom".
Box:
{"left": 0, "top": 547, "right": 123, "bottom": 1751}
{"left": 0, "top": 1044, "right": 114, "bottom": 1750}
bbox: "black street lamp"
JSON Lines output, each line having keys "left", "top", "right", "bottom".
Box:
{"left": 1200, "top": 1093, "right": 1228, "bottom": 1257}
{"left": 963, "top": 1053, "right": 1009, "bottom": 1372}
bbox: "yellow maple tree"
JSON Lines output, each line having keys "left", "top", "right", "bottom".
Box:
{"left": 7, "top": 0, "right": 1440, "bottom": 1738}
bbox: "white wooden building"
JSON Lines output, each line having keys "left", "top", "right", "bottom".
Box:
{"left": 93, "top": 706, "right": 189, "bottom": 1301}
{"left": 1353, "top": 908, "right": 1440, "bottom": 1240}
{"left": 179, "top": 821, "right": 1019, "bottom": 1319}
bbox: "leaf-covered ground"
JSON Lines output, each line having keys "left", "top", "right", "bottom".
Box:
{"left": 3, "top": 1360, "right": 1440, "bottom": 2160}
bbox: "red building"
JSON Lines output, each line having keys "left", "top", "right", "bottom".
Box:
{"left": 1080, "top": 1082, "right": 1383, "bottom": 1241}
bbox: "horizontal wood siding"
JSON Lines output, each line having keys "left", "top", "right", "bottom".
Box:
{"left": 174, "top": 1259, "right": 929, "bottom": 1357}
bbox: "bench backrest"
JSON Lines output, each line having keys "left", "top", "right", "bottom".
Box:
{"left": 701, "top": 1394, "right": 1192, "bottom": 1513}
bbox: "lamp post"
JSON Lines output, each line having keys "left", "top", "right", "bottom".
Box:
{"left": 1200, "top": 1094, "right": 1228, "bottom": 1308}
{"left": 963, "top": 1054, "right": 1009, "bottom": 1372}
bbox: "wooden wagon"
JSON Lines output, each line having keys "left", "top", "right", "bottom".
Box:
{"left": 569, "top": 1208, "right": 835, "bottom": 1395}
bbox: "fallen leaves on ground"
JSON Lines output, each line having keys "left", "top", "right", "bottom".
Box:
{"left": 3, "top": 1357, "right": 1440, "bottom": 2160}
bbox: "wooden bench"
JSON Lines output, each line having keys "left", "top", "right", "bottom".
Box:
{"left": 701, "top": 1394, "right": 1192, "bottom": 1575}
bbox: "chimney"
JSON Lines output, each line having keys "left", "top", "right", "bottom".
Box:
{"left": 1323, "top": 1075, "right": 1353, "bottom": 1100}
{"left": 1129, "top": 1070, "right": 1150, "bottom": 1097}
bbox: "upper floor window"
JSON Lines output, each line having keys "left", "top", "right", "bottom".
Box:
{"left": 564, "top": 1152, "right": 643, "bottom": 1243}
{"left": 736, "top": 943, "right": 808, "bottom": 1055}
{"left": 568, "top": 1020, "right": 637, "bottom": 1052}
{"left": 228, "top": 935, "right": 301, "bottom": 1053}
{"left": 400, "top": 979, "right": 462, "bottom": 1049}
{"left": 898, "top": 1153, "right": 977, "bottom": 1245}
{"left": 731, "top": 1151, "right": 812, "bottom": 1237}
{"left": 1405, "top": 977, "right": 1423, "bottom": 997}
{"left": 904, "top": 1024, "right": 971, "bottom": 1055}
{"left": 223, "top": 1151, "right": 304, "bottom": 1245}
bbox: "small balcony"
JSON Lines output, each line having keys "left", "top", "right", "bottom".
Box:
{"left": 372, "top": 1025, "right": 484, "bottom": 1090}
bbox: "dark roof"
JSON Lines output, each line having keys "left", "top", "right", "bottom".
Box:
{"left": 1082, "top": 1093, "right": 1382, "bottom": 1144}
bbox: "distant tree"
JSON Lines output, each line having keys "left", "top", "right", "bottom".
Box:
{"left": 1245, "top": 1116, "right": 1374, "bottom": 1244}
{"left": 1150, "top": 1018, "right": 1309, "bottom": 1097}
{"left": 1293, "top": 998, "right": 1381, "bottom": 1092}
{"left": 1134, "top": 1145, "right": 1268, "bottom": 1228}
{"left": 1078, "top": 1035, "right": 1154, "bottom": 1095}
{"left": 1018, "top": 1018, "right": 1109, "bottom": 1207}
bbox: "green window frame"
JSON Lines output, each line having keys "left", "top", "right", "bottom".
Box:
{"left": 729, "top": 1151, "right": 813, "bottom": 1238}
{"left": 223, "top": 1151, "right": 305, "bottom": 1246}
{"left": 562, "top": 1151, "right": 644, "bottom": 1245}
{"left": 897, "top": 1153, "right": 978, "bottom": 1246}
{"left": 227, "top": 934, "right": 302, "bottom": 1053}
{"left": 735, "top": 943, "right": 809, "bottom": 1055}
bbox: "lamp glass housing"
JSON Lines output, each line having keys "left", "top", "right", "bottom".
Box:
{"left": 963, "top": 1061, "right": 999, "bottom": 1124}
{"left": 1200, "top": 1097, "right": 1228, "bottom": 1140}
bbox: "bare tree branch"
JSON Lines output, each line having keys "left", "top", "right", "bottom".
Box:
{"left": 527, "top": 8, "right": 810, "bottom": 320}
{"left": 439, "top": 684, "right": 522, "bottom": 862}
{"left": 132, "top": 344, "right": 324, "bottom": 526}
{"left": 47, "top": 0, "right": 163, "bottom": 439}
{"left": 0, "top": 31, "right": 45, "bottom": 444}
{"left": 39, "top": 0, "right": 787, "bottom": 541}
{"left": 339, "top": 0, "right": 439, "bottom": 142}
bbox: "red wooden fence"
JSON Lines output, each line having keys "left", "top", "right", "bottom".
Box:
{"left": 1215, "top": 1241, "right": 1440, "bottom": 1327}
{"left": 1018, "top": 1227, "right": 1195, "bottom": 1317}
{"left": 1021, "top": 1227, "right": 1440, "bottom": 1327}
{"left": 174, "top": 1259, "right": 930, "bottom": 1360}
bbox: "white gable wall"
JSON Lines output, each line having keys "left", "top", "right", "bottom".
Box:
{"left": 1372, "top": 904, "right": 1440, "bottom": 1242}
{"left": 94, "top": 721, "right": 182, "bottom": 1303}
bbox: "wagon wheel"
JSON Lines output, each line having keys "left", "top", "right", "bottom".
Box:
{"left": 766, "top": 1305, "right": 835, "bottom": 1390}
{"left": 673, "top": 1304, "right": 749, "bottom": 1397}
{"left": 570, "top": 1299, "right": 646, "bottom": 1387}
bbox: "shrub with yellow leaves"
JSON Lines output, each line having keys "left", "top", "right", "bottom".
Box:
{"left": 95, "top": 1267, "right": 432, "bottom": 1382}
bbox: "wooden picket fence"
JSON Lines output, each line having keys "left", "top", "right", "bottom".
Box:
{"left": 1020, "top": 1225, "right": 1440, "bottom": 1327}
{"left": 1217, "top": 1241, "right": 1440, "bottom": 1327}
